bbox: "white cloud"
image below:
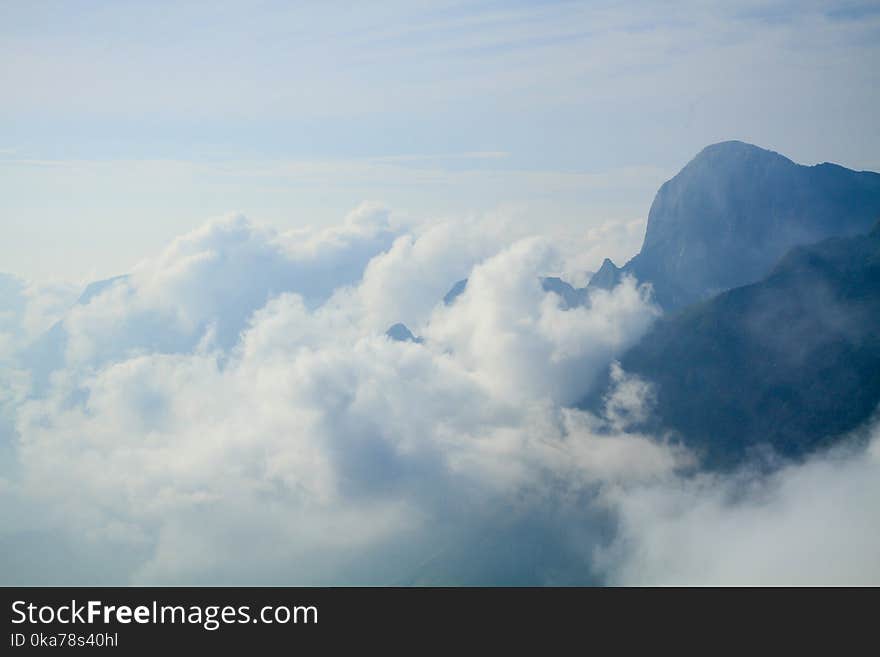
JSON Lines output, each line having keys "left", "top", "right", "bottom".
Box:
{"left": 55, "top": 204, "right": 398, "bottom": 370}
{"left": 0, "top": 273, "right": 77, "bottom": 360}
{"left": 1, "top": 206, "right": 877, "bottom": 585}
{"left": 2, "top": 208, "right": 670, "bottom": 584}
{"left": 597, "top": 424, "right": 880, "bottom": 585}
{"left": 425, "top": 240, "right": 659, "bottom": 406}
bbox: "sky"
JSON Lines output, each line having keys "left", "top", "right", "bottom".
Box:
{"left": 2, "top": 0, "right": 879, "bottom": 283}
{"left": 2, "top": 1, "right": 880, "bottom": 586}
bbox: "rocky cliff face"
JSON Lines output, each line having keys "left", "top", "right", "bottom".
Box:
{"left": 592, "top": 141, "right": 880, "bottom": 310}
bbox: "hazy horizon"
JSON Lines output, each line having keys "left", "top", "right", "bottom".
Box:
{"left": 3, "top": 1, "right": 880, "bottom": 282}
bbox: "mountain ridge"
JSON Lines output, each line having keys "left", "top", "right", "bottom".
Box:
{"left": 584, "top": 219, "right": 880, "bottom": 467}
{"left": 590, "top": 141, "right": 880, "bottom": 310}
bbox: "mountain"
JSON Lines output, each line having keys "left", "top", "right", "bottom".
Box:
{"left": 587, "top": 258, "right": 621, "bottom": 291}
{"left": 385, "top": 323, "right": 423, "bottom": 343}
{"left": 586, "top": 221, "right": 880, "bottom": 467}
{"left": 538, "top": 277, "right": 589, "bottom": 309}
{"left": 77, "top": 274, "right": 129, "bottom": 305}
{"left": 443, "top": 279, "right": 469, "bottom": 305}
{"left": 590, "top": 141, "right": 880, "bottom": 310}
{"left": 443, "top": 276, "right": 589, "bottom": 310}
{"left": 18, "top": 274, "right": 129, "bottom": 394}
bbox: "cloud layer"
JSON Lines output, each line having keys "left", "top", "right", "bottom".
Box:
{"left": 1, "top": 208, "right": 878, "bottom": 585}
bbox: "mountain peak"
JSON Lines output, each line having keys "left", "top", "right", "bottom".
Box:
{"left": 696, "top": 139, "right": 785, "bottom": 156}
{"left": 689, "top": 140, "right": 797, "bottom": 168}
{"left": 615, "top": 142, "right": 880, "bottom": 310}
{"left": 587, "top": 258, "right": 622, "bottom": 291}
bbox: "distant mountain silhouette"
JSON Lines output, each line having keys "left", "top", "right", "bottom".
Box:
{"left": 539, "top": 277, "right": 589, "bottom": 309}
{"left": 385, "top": 323, "right": 423, "bottom": 343}
{"left": 585, "top": 221, "right": 880, "bottom": 467}
{"left": 586, "top": 258, "right": 621, "bottom": 291}
{"left": 76, "top": 274, "right": 129, "bottom": 305}
{"left": 443, "top": 279, "right": 468, "bottom": 305}
{"left": 590, "top": 141, "right": 880, "bottom": 310}
{"left": 22, "top": 274, "right": 129, "bottom": 394}
{"left": 443, "top": 276, "right": 589, "bottom": 310}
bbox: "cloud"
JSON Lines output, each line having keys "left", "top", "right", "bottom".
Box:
{"left": 0, "top": 206, "right": 877, "bottom": 585}
{"left": 0, "top": 273, "right": 77, "bottom": 361}
{"left": 25, "top": 204, "right": 397, "bottom": 376}
{"left": 596, "top": 422, "right": 880, "bottom": 585}
{"left": 1, "top": 208, "right": 670, "bottom": 584}
{"left": 424, "top": 240, "right": 659, "bottom": 406}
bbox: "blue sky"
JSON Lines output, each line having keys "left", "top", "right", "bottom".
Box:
{"left": 2, "top": 0, "right": 879, "bottom": 281}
